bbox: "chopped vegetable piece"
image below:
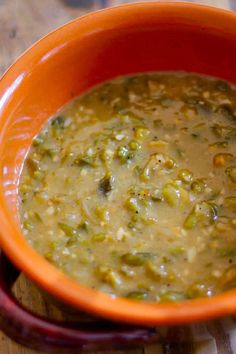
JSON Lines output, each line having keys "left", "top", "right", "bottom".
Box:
{"left": 145, "top": 262, "right": 161, "bottom": 280}
{"left": 141, "top": 153, "right": 176, "bottom": 181}
{"left": 134, "top": 127, "right": 150, "bottom": 140}
{"left": 98, "top": 174, "right": 115, "bottom": 195}
{"left": 150, "top": 189, "right": 163, "bottom": 202}
{"left": 58, "top": 223, "right": 79, "bottom": 237}
{"left": 125, "top": 197, "right": 140, "bottom": 213}
{"left": 121, "top": 252, "right": 155, "bottom": 266}
{"left": 74, "top": 154, "right": 96, "bottom": 167}
{"left": 178, "top": 169, "right": 193, "bottom": 184}
{"left": 126, "top": 291, "right": 148, "bottom": 300}
{"left": 184, "top": 201, "right": 217, "bottom": 229}
{"left": 51, "top": 116, "right": 64, "bottom": 128}
{"left": 92, "top": 233, "right": 106, "bottom": 242}
{"left": 116, "top": 146, "right": 133, "bottom": 163}
{"left": 78, "top": 220, "right": 89, "bottom": 232}
{"left": 26, "top": 158, "right": 40, "bottom": 176}
{"left": 221, "top": 265, "right": 236, "bottom": 289}
{"left": 187, "top": 283, "right": 211, "bottom": 299}
{"left": 170, "top": 246, "right": 185, "bottom": 255}
{"left": 191, "top": 179, "right": 206, "bottom": 194}
{"left": 191, "top": 133, "right": 199, "bottom": 139}
{"left": 33, "top": 136, "right": 44, "bottom": 147}
{"left": 163, "top": 183, "right": 189, "bottom": 207}
{"left": 209, "top": 141, "right": 228, "bottom": 149}
{"left": 183, "top": 213, "right": 198, "bottom": 229}
{"left": 160, "top": 291, "right": 186, "bottom": 302}
{"left": 100, "top": 148, "right": 114, "bottom": 163}
{"left": 129, "top": 140, "right": 141, "bottom": 151}
{"left": 95, "top": 207, "right": 110, "bottom": 222}
{"left": 23, "top": 221, "right": 33, "bottom": 231}
{"left": 162, "top": 183, "right": 181, "bottom": 207}
{"left": 95, "top": 266, "right": 122, "bottom": 288}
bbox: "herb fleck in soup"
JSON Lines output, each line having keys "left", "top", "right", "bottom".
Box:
{"left": 19, "top": 73, "right": 236, "bottom": 302}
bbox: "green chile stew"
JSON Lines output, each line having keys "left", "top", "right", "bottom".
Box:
{"left": 19, "top": 73, "right": 236, "bottom": 302}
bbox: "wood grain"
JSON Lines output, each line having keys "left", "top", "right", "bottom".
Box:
{"left": 0, "top": 0, "right": 232, "bottom": 353}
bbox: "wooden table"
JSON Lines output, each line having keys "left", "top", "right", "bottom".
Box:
{"left": 0, "top": 1, "right": 235, "bottom": 353}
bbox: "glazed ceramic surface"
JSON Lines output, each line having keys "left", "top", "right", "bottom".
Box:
{"left": 0, "top": 2, "right": 236, "bottom": 325}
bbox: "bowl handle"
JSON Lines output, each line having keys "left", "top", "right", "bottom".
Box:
{"left": 0, "top": 250, "right": 159, "bottom": 352}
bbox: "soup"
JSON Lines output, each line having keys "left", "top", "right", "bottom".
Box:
{"left": 19, "top": 73, "right": 236, "bottom": 302}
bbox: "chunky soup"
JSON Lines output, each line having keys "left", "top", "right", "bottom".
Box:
{"left": 19, "top": 73, "right": 236, "bottom": 302}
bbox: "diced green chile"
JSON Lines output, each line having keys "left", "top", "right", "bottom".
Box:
{"left": 95, "top": 266, "right": 121, "bottom": 288}
{"left": 191, "top": 179, "right": 206, "bottom": 194}
{"left": 98, "top": 174, "right": 115, "bottom": 195}
{"left": 187, "top": 283, "right": 212, "bottom": 299}
{"left": 74, "top": 154, "right": 96, "bottom": 167}
{"left": 160, "top": 291, "right": 186, "bottom": 302}
{"left": 125, "top": 197, "right": 140, "bottom": 213}
{"left": 126, "top": 291, "right": 148, "bottom": 300}
{"left": 121, "top": 252, "right": 155, "bottom": 266}
{"left": 141, "top": 153, "right": 176, "bottom": 180}
{"left": 162, "top": 183, "right": 181, "bottom": 207}
{"left": 51, "top": 116, "right": 65, "bottom": 128}
{"left": 178, "top": 169, "right": 193, "bottom": 184}
{"left": 221, "top": 265, "right": 236, "bottom": 289}
{"left": 58, "top": 223, "right": 80, "bottom": 238}
{"left": 184, "top": 201, "right": 217, "bottom": 229}
{"left": 117, "top": 146, "right": 133, "bottom": 163}
{"left": 150, "top": 189, "right": 163, "bottom": 202}
{"left": 129, "top": 140, "right": 141, "bottom": 151}
{"left": 215, "top": 80, "right": 231, "bottom": 92}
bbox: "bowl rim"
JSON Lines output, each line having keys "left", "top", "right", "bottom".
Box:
{"left": 1, "top": 1, "right": 236, "bottom": 325}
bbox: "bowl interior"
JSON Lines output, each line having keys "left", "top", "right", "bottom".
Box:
{"left": 1, "top": 2, "right": 236, "bottom": 324}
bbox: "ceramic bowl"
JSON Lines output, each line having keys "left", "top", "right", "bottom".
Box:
{"left": 1, "top": 2, "right": 236, "bottom": 326}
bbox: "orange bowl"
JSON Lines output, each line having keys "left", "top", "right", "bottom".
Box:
{"left": 1, "top": 2, "right": 236, "bottom": 326}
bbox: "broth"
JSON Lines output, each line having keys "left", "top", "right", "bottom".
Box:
{"left": 19, "top": 73, "right": 236, "bottom": 301}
